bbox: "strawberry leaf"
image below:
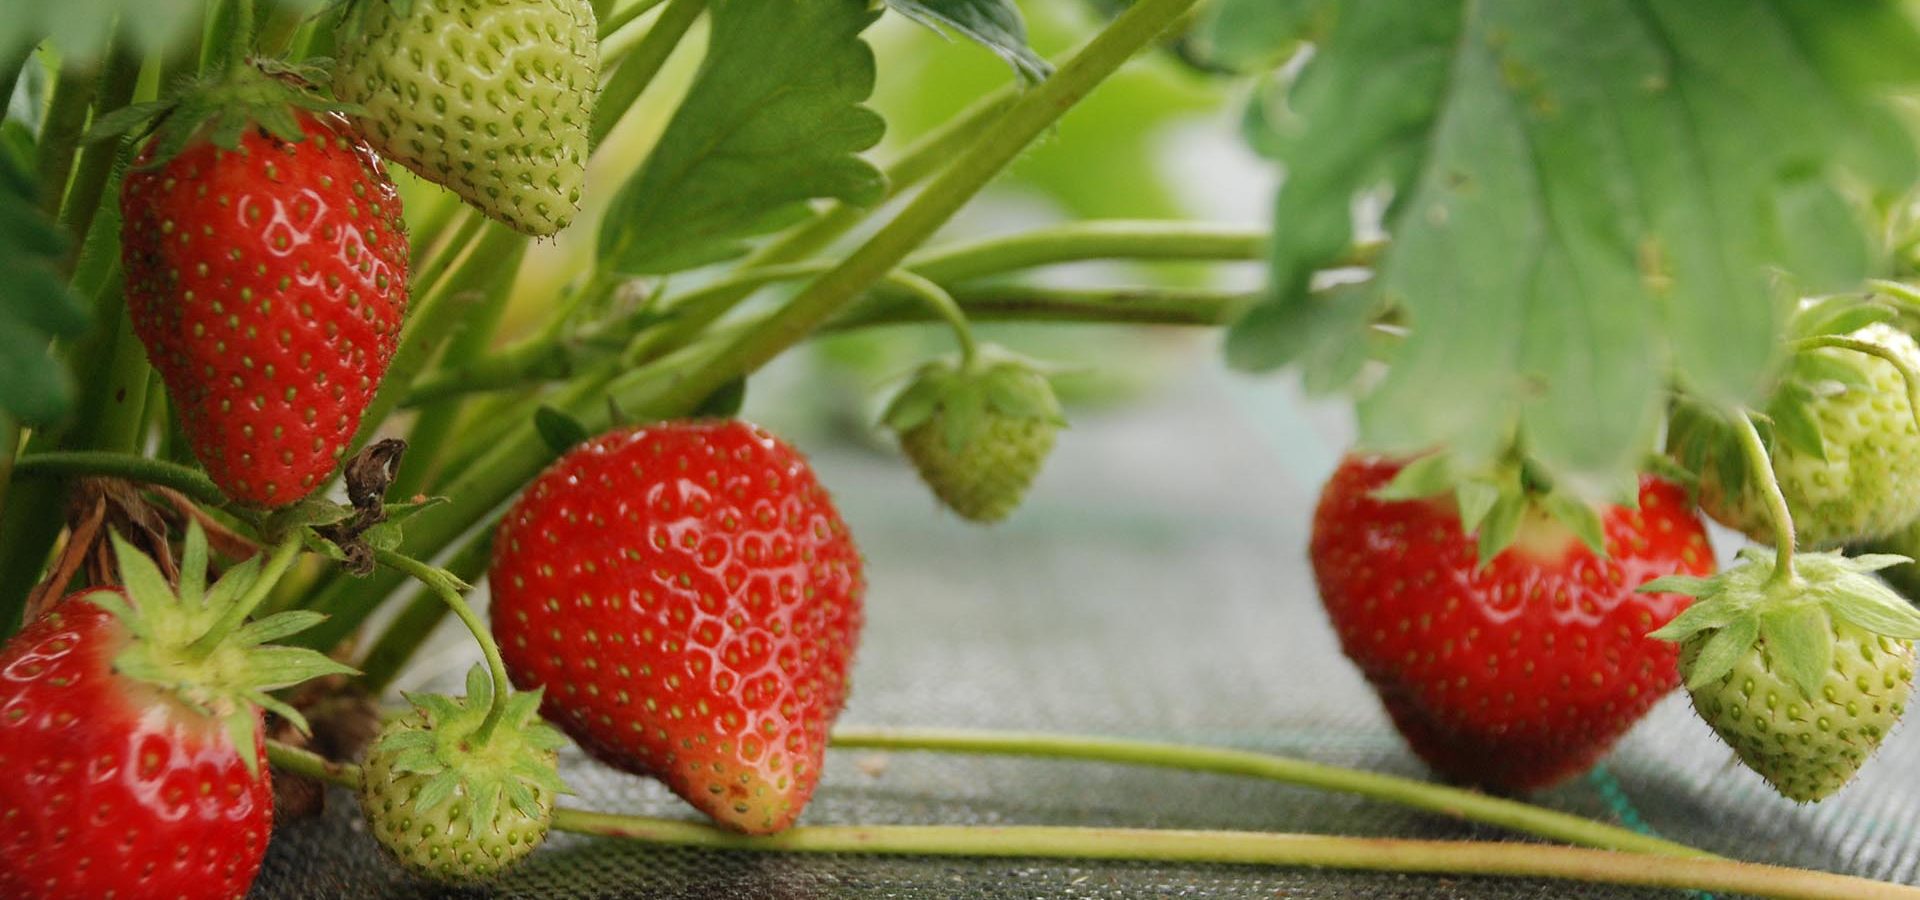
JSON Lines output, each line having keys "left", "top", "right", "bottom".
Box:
{"left": 1196, "top": 0, "right": 1325, "bottom": 72}
{"left": 1227, "top": 0, "right": 1920, "bottom": 490}
{"left": 886, "top": 0, "right": 1050, "bottom": 83}
{"left": 0, "top": 151, "right": 87, "bottom": 425}
{"left": 598, "top": 0, "right": 885, "bottom": 275}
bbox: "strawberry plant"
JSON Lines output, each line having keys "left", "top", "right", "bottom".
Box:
{"left": 10, "top": 0, "right": 1920, "bottom": 897}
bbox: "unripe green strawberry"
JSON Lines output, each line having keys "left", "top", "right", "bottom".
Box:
{"left": 334, "top": 0, "right": 598, "bottom": 237}
{"left": 1648, "top": 549, "right": 1920, "bottom": 801}
{"left": 1673, "top": 321, "right": 1920, "bottom": 549}
{"left": 883, "top": 348, "right": 1064, "bottom": 523}
{"left": 358, "top": 666, "right": 568, "bottom": 883}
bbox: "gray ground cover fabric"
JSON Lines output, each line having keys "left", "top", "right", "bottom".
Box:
{"left": 251, "top": 366, "right": 1920, "bottom": 898}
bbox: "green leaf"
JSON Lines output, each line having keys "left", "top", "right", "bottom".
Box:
{"left": 1759, "top": 604, "right": 1833, "bottom": 698}
{"left": 0, "top": 151, "right": 87, "bottom": 425}
{"left": 1197, "top": 0, "right": 1328, "bottom": 71}
{"left": 533, "top": 405, "right": 591, "bottom": 456}
{"left": 598, "top": 0, "right": 886, "bottom": 275}
{"left": 887, "top": 0, "right": 1048, "bottom": 83}
{"left": 1230, "top": 0, "right": 1920, "bottom": 489}
{"left": 1686, "top": 615, "right": 1759, "bottom": 690}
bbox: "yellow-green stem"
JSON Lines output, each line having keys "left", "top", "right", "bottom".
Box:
{"left": 1731, "top": 410, "right": 1796, "bottom": 585}
{"left": 255, "top": 740, "right": 1906, "bottom": 900}
{"left": 828, "top": 728, "right": 1707, "bottom": 859}
{"left": 373, "top": 548, "right": 513, "bottom": 745}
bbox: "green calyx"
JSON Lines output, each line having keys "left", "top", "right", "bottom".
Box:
{"left": 1646, "top": 548, "right": 1920, "bottom": 697}
{"left": 89, "top": 59, "right": 356, "bottom": 169}
{"left": 360, "top": 665, "right": 569, "bottom": 883}
{"left": 90, "top": 523, "right": 357, "bottom": 778}
{"left": 883, "top": 345, "right": 1066, "bottom": 523}
{"left": 883, "top": 345, "right": 1066, "bottom": 452}
{"left": 1371, "top": 450, "right": 1618, "bottom": 566}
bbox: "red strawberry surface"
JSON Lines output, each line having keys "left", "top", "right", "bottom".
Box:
{"left": 0, "top": 595, "right": 271, "bottom": 900}
{"left": 491, "top": 420, "right": 865, "bottom": 834}
{"left": 121, "top": 109, "right": 408, "bottom": 508}
{"left": 1308, "top": 455, "right": 1714, "bottom": 792}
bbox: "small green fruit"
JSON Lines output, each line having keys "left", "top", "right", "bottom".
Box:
{"left": 333, "top": 0, "right": 598, "bottom": 237}
{"left": 884, "top": 347, "right": 1064, "bottom": 524}
{"left": 1648, "top": 549, "right": 1920, "bottom": 801}
{"left": 358, "top": 665, "right": 568, "bottom": 883}
{"left": 1674, "top": 322, "right": 1920, "bottom": 549}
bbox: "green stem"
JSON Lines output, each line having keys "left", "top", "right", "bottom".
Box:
{"left": 887, "top": 271, "right": 976, "bottom": 366}
{"left": 34, "top": 62, "right": 101, "bottom": 218}
{"left": 10, "top": 451, "right": 226, "bottom": 507}
{"left": 374, "top": 548, "right": 513, "bottom": 744}
{"left": 357, "top": 530, "right": 494, "bottom": 691}
{"left": 267, "top": 739, "right": 362, "bottom": 789}
{"left": 591, "top": 0, "right": 706, "bottom": 149}
{"left": 413, "top": 213, "right": 488, "bottom": 305}
{"left": 0, "top": 49, "right": 28, "bottom": 116}
{"left": 391, "top": 241, "right": 528, "bottom": 498}
{"left": 830, "top": 284, "right": 1254, "bottom": 331}
{"left": 348, "top": 222, "right": 520, "bottom": 457}
{"left": 610, "top": 83, "right": 1020, "bottom": 372}
{"left": 599, "top": 0, "right": 672, "bottom": 40}
{"left": 1794, "top": 334, "right": 1920, "bottom": 434}
{"left": 187, "top": 534, "right": 301, "bottom": 657}
{"left": 0, "top": 419, "right": 17, "bottom": 524}
{"left": 1731, "top": 410, "right": 1796, "bottom": 584}
{"left": 54, "top": 41, "right": 140, "bottom": 276}
{"left": 549, "top": 816, "right": 1898, "bottom": 900}
{"left": 827, "top": 728, "right": 1706, "bottom": 859}
{"left": 259, "top": 740, "right": 1900, "bottom": 900}
{"left": 907, "top": 221, "right": 1270, "bottom": 284}
{"left": 229, "top": 0, "right": 257, "bottom": 77}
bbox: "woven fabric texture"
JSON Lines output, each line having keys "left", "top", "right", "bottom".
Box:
{"left": 252, "top": 369, "right": 1920, "bottom": 898}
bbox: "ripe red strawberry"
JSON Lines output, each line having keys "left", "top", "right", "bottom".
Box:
{"left": 490, "top": 420, "right": 864, "bottom": 834}
{"left": 0, "top": 528, "right": 351, "bottom": 899}
{"left": 1308, "top": 455, "right": 1714, "bottom": 792}
{"left": 121, "top": 97, "right": 409, "bottom": 508}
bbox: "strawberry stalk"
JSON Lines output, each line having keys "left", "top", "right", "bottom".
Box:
{"left": 10, "top": 451, "right": 225, "bottom": 507}
{"left": 830, "top": 284, "right": 1257, "bottom": 330}
{"left": 598, "top": 0, "right": 673, "bottom": 41}
{"left": 827, "top": 728, "right": 1709, "bottom": 859}
{"left": 1793, "top": 333, "right": 1920, "bottom": 433}
{"left": 373, "top": 548, "right": 515, "bottom": 744}
{"left": 263, "top": 742, "right": 1903, "bottom": 900}
{"left": 591, "top": 0, "right": 706, "bottom": 148}
{"left": 1731, "top": 409, "right": 1798, "bottom": 585}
